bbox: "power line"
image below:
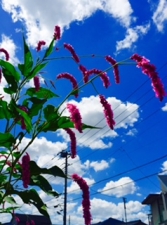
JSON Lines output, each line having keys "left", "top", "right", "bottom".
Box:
{"left": 66, "top": 152, "right": 167, "bottom": 195}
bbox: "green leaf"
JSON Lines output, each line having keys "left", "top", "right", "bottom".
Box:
{"left": 12, "top": 189, "right": 50, "bottom": 218}
{"left": 0, "top": 175, "right": 7, "bottom": 186}
{"left": 0, "top": 100, "right": 12, "bottom": 119}
{"left": 18, "top": 36, "right": 33, "bottom": 76}
{"left": 0, "top": 59, "right": 20, "bottom": 82}
{"left": 26, "top": 87, "right": 59, "bottom": 99}
{"left": 30, "top": 175, "right": 59, "bottom": 197}
{"left": 43, "top": 105, "right": 58, "bottom": 120}
{"left": 16, "top": 108, "right": 33, "bottom": 132}
{"left": 30, "top": 161, "right": 66, "bottom": 178}
{"left": 58, "top": 116, "right": 101, "bottom": 129}
{"left": 29, "top": 98, "right": 47, "bottom": 118}
{"left": 0, "top": 206, "right": 20, "bottom": 213}
{"left": 0, "top": 133, "right": 15, "bottom": 149}
{"left": 28, "top": 62, "right": 48, "bottom": 79}
{"left": 4, "top": 196, "right": 17, "bottom": 205}
{"left": 43, "top": 38, "right": 55, "bottom": 58}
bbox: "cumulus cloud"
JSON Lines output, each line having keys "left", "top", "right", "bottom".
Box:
{"left": 98, "top": 177, "right": 137, "bottom": 197}
{"left": 0, "top": 34, "right": 19, "bottom": 65}
{"left": 162, "top": 103, "right": 167, "bottom": 112}
{"left": 84, "top": 159, "right": 114, "bottom": 172}
{"left": 76, "top": 198, "right": 147, "bottom": 223}
{"left": 126, "top": 128, "right": 138, "bottom": 136}
{"left": 58, "top": 95, "right": 139, "bottom": 150}
{"left": 152, "top": 0, "right": 167, "bottom": 32}
{"left": 1, "top": 0, "right": 134, "bottom": 47}
{"left": 160, "top": 161, "right": 167, "bottom": 174}
{"left": 116, "top": 24, "right": 150, "bottom": 52}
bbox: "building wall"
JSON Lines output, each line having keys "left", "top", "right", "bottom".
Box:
{"left": 151, "top": 200, "right": 164, "bottom": 225}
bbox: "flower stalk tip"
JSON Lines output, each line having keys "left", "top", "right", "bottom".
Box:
{"left": 0, "top": 48, "right": 10, "bottom": 61}
{"left": 21, "top": 153, "right": 31, "bottom": 188}
{"left": 131, "top": 54, "right": 166, "bottom": 101}
{"left": 72, "top": 174, "right": 92, "bottom": 225}
{"left": 99, "top": 95, "right": 115, "bottom": 129}
{"left": 36, "top": 40, "right": 46, "bottom": 52}
{"left": 33, "top": 76, "right": 40, "bottom": 92}
{"left": 64, "top": 43, "right": 80, "bottom": 63}
{"left": 105, "top": 55, "right": 120, "bottom": 84}
{"left": 67, "top": 103, "right": 83, "bottom": 133}
{"left": 64, "top": 128, "right": 77, "bottom": 158}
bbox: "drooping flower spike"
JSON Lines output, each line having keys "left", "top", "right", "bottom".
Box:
{"left": 19, "top": 106, "right": 29, "bottom": 130}
{"left": 67, "top": 103, "right": 82, "bottom": 133}
{"left": 105, "top": 55, "right": 120, "bottom": 84}
{"left": 64, "top": 43, "right": 80, "bottom": 63}
{"left": 21, "top": 153, "right": 31, "bottom": 188}
{"left": 33, "top": 76, "right": 40, "bottom": 92}
{"left": 131, "top": 54, "right": 166, "bottom": 101}
{"left": 54, "top": 25, "right": 61, "bottom": 40}
{"left": 57, "top": 73, "right": 79, "bottom": 97}
{"left": 0, "top": 69, "right": 2, "bottom": 83}
{"left": 36, "top": 40, "right": 46, "bottom": 52}
{"left": 72, "top": 174, "right": 92, "bottom": 225}
{"left": 99, "top": 95, "right": 115, "bottom": 130}
{"left": 64, "top": 128, "right": 77, "bottom": 158}
{"left": 85, "top": 69, "right": 111, "bottom": 88}
{"left": 0, "top": 48, "right": 9, "bottom": 61}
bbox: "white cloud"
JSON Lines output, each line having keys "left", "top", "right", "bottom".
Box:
{"left": 116, "top": 24, "right": 150, "bottom": 52}
{"left": 162, "top": 103, "right": 167, "bottom": 112}
{"left": 126, "top": 128, "right": 138, "bottom": 136}
{"left": 58, "top": 95, "right": 139, "bottom": 150}
{"left": 84, "top": 159, "right": 113, "bottom": 172}
{"left": 98, "top": 177, "right": 137, "bottom": 197}
{"left": 161, "top": 161, "right": 167, "bottom": 174}
{"left": 1, "top": 0, "right": 134, "bottom": 47}
{"left": 102, "top": 0, "right": 134, "bottom": 27}
{"left": 76, "top": 198, "right": 147, "bottom": 224}
{"left": 152, "top": 0, "right": 167, "bottom": 32}
{"left": 0, "top": 34, "right": 19, "bottom": 65}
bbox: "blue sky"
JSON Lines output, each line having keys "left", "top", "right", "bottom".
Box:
{"left": 0, "top": 0, "right": 167, "bottom": 224}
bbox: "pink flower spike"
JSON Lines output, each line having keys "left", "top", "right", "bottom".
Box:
{"left": 22, "top": 153, "right": 31, "bottom": 188}
{"left": 79, "top": 65, "right": 88, "bottom": 83}
{"left": 54, "top": 25, "right": 61, "bottom": 40}
{"left": 131, "top": 53, "right": 166, "bottom": 101}
{"left": 105, "top": 55, "right": 120, "bottom": 84}
{"left": 72, "top": 174, "right": 92, "bottom": 225}
{"left": 64, "top": 128, "right": 77, "bottom": 158}
{"left": 0, "top": 48, "right": 9, "bottom": 61}
{"left": 15, "top": 217, "right": 20, "bottom": 223}
{"left": 36, "top": 40, "right": 46, "bottom": 52}
{"left": 85, "top": 69, "right": 111, "bottom": 88}
{"left": 99, "top": 95, "right": 115, "bottom": 129}
{"left": 31, "top": 220, "right": 35, "bottom": 225}
{"left": 67, "top": 103, "right": 82, "bottom": 133}
{"left": 64, "top": 43, "right": 80, "bottom": 63}
{"left": 57, "top": 73, "right": 78, "bottom": 97}
{"left": 0, "top": 69, "right": 2, "bottom": 83}
{"left": 33, "top": 76, "right": 40, "bottom": 92}
{"left": 19, "top": 106, "right": 28, "bottom": 130}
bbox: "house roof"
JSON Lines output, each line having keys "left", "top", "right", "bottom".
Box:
{"left": 126, "top": 220, "right": 147, "bottom": 225}
{"left": 92, "top": 218, "right": 147, "bottom": 225}
{"left": 11, "top": 213, "right": 51, "bottom": 225}
{"left": 142, "top": 193, "right": 162, "bottom": 205}
{"left": 92, "top": 217, "right": 124, "bottom": 225}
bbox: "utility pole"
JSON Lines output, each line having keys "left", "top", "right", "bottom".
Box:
{"left": 123, "top": 197, "right": 127, "bottom": 223}
{"left": 60, "top": 150, "right": 70, "bottom": 225}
